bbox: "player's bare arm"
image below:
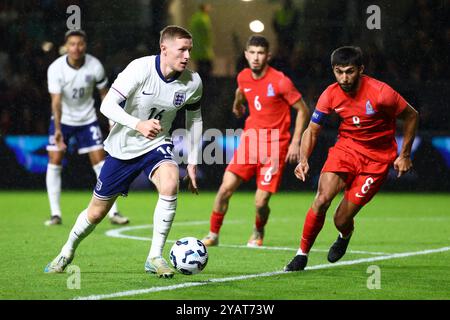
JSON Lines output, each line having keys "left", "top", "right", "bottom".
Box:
{"left": 394, "top": 104, "right": 419, "bottom": 177}
{"left": 185, "top": 164, "right": 199, "bottom": 195}
{"left": 286, "top": 98, "right": 310, "bottom": 164}
{"left": 232, "top": 88, "right": 246, "bottom": 118}
{"left": 294, "top": 122, "right": 322, "bottom": 181}
{"left": 184, "top": 104, "right": 202, "bottom": 195}
{"left": 50, "top": 93, "right": 66, "bottom": 150}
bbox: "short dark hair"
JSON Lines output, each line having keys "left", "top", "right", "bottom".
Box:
{"left": 160, "top": 25, "right": 192, "bottom": 45}
{"left": 64, "top": 29, "right": 87, "bottom": 42}
{"left": 246, "top": 35, "right": 270, "bottom": 51}
{"left": 331, "top": 46, "right": 363, "bottom": 67}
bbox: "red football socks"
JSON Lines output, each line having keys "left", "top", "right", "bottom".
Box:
{"left": 300, "top": 208, "right": 326, "bottom": 254}
{"left": 210, "top": 211, "right": 225, "bottom": 234}
{"left": 255, "top": 214, "right": 269, "bottom": 231}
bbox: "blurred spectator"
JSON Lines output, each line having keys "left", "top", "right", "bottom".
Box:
{"left": 272, "top": 0, "right": 300, "bottom": 54}
{"left": 189, "top": 2, "right": 214, "bottom": 83}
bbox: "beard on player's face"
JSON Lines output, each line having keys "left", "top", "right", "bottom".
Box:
{"left": 338, "top": 77, "right": 360, "bottom": 92}
{"left": 334, "top": 66, "right": 362, "bottom": 93}
{"left": 250, "top": 63, "right": 266, "bottom": 75}
{"left": 248, "top": 57, "right": 268, "bottom": 75}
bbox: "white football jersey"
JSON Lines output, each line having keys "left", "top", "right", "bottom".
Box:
{"left": 47, "top": 53, "right": 108, "bottom": 126}
{"left": 104, "top": 55, "right": 203, "bottom": 160}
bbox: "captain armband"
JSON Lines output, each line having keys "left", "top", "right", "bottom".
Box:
{"left": 311, "top": 109, "right": 328, "bottom": 125}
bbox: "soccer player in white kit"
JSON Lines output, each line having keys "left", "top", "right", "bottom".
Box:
{"left": 45, "top": 25, "right": 203, "bottom": 278}
{"left": 45, "top": 29, "right": 129, "bottom": 226}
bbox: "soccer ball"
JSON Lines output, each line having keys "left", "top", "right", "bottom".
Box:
{"left": 169, "top": 237, "right": 208, "bottom": 275}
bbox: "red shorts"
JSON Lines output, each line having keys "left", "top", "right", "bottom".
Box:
{"left": 226, "top": 132, "right": 289, "bottom": 193}
{"left": 322, "top": 143, "right": 390, "bottom": 206}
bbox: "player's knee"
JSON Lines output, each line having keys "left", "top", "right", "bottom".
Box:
{"left": 314, "top": 192, "right": 333, "bottom": 213}
{"left": 218, "top": 184, "right": 234, "bottom": 200}
{"left": 159, "top": 181, "right": 178, "bottom": 197}
{"left": 87, "top": 208, "right": 107, "bottom": 224}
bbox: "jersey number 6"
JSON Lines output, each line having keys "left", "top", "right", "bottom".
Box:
{"left": 254, "top": 96, "right": 262, "bottom": 111}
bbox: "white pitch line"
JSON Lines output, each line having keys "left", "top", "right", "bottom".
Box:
{"left": 105, "top": 223, "right": 389, "bottom": 255}
{"left": 74, "top": 246, "right": 450, "bottom": 300}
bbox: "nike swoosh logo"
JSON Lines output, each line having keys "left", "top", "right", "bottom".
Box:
{"left": 162, "top": 219, "right": 173, "bottom": 223}
{"left": 142, "top": 91, "right": 154, "bottom": 95}
{"left": 244, "top": 88, "right": 252, "bottom": 92}
{"left": 335, "top": 107, "right": 344, "bottom": 112}
{"left": 355, "top": 193, "right": 365, "bottom": 198}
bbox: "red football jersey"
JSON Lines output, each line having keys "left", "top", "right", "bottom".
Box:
{"left": 237, "top": 67, "right": 302, "bottom": 141}
{"left": 316, "top": 75, "right": 408, "bottom": 163}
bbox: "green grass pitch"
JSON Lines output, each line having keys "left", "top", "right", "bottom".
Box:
{"left": 0, "top": 191, "right": 449, "bottom": 300}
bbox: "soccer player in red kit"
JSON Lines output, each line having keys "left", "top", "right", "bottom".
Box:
{"left": 202, "top": 35, "right": 310, "bottom": 247}
{"left": 284, "top": 46, "right": 419, "bottom": 271}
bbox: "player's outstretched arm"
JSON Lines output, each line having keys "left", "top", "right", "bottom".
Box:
{"left": 50, "top": 93, "right": 67, "bottom": 150}
{"left": 286, "top": 98, "right": 310, "bottom": 163}
{"left": 394, "top": 104, "right": 419, "bottom": 177}
{"left": 294, "top": 122, "right": 322, "bottom": 181}
{"left": 232, "top": 88, "right": 246, "bottom": 118}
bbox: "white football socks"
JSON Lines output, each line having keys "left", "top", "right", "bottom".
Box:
{"left": 46, "top": 163, "right": 62, "bottom": 217}
{"left": 92, "top": 160, "right": 118, "bottom": 218}
{"left": 61, "top": 209, "right": 96, "bottom": 258}
{"left": 148, "top": 194, "right": 177, "bottom": 259}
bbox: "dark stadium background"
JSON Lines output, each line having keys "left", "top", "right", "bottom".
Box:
{"left": 0, "top": 0, "right": 448, "bottom": 191}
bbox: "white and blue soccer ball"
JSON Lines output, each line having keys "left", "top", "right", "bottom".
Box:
{"left": 169, "top": 237, "right": 208, "bottom": 275}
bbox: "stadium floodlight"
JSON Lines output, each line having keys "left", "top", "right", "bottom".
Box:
{"left": 249, "top": 20, "right": 264, "bottom": 33}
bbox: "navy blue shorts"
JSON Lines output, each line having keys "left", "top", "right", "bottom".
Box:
{"left": 93, "top": 144, "right": 177, "bottom": 200}
{"left": 47, "top": 119, "right": 104, "bottom": 154}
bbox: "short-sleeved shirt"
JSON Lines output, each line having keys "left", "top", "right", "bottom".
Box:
{"left": 237, "top": 67, "right": 302, "bottom": 142}
{"left": 47, "top": 54, "right": 108, "bottom": 126}
{"left": 104, "top": 55, "right": 203, "bottom": 160}
{"left": 316, "top": 75, "right": 408, "bottom": 163}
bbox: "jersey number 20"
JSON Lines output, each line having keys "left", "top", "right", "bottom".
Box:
{"left": 72, "top": 88, "right": 85, "bottom": 99}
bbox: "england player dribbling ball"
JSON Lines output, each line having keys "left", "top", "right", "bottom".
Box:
{"left": 44, "top": 25, "right": 203, "bottom": 279}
